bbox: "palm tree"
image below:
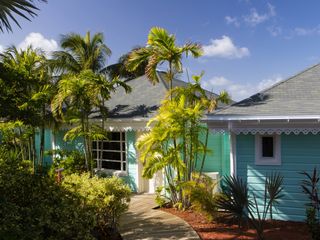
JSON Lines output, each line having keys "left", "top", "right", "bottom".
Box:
{"left": 50, "top": 31, "right": 128, "bottom": 174}
{"left": 102, "top": 46, "right": 148, "bottom": 80}
{"left": 51, "top": 70, "right": 131, "bottom": 173}
{"left": 126, "top": 27, "right": 203, "bottom": 90}
{"left": 51, "top": 31, "right": 111, "bottom": 74}
{"left": 0, "top": 0, "right": 46, "bottom": 32}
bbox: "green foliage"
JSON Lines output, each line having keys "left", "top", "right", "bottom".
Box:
{"left": 265, "top": 172, "right": 284, "bottom": 219}
{"left": 188, "top": 174, "right": 220, "bottom": 221}
{"left": 216, "top": 176, "right": 251, "bottom": 226}
{"left": 301, "top": 168, "right": 320, "bottom": 240}
{"left": 137, "top": 73, "right": 230, "bottom": 209}
{"left": 126, "top": 27, "right": 203, "bottom": 85}
{"left": 217, "top": 173, "right": 284, "bottom": 240}
{"left": 63, "top": 173, "right": 131, "bottom": 234}
{"left": 155, "top": 186, "right": 170, "bottom": 208}
{"left": 0, "top": 148, "right": 131, "bottom": 239}
{"left": 47, "top": 149, "right": 87, "bottom": 176}
{"left": 0, "top": 148, "right": 96, "bottom": 240}
{"left": 0, "top": 0, "right": 47, "bottom": 32}
{"left": 306, "top": 207, "right": 320, "bottom": 240}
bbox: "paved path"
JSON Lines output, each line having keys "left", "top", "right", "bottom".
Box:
{"left": 119, "top": 194, "right": 200, "bottom": 240}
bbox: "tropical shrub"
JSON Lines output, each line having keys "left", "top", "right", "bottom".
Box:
{"left": 0, "top": 148, "right": 131, "bottom": 239}
{"left": 63, "top": 173, "right": 131, "bottom": 237}
{"left": 0, "top": 149, "right": 95, "bottom": 240}
{"left": 188, "top": 174, "right": 220, "bottom": 221}
{"left": 301, "top": 168, "right": 320, "bottom": 240}
{"left": 47, "top": 149, "right": 87, "bottom": 176}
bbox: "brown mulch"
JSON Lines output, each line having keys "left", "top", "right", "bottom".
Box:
{"left": 162, "top": 208, "right": 311, "bottom": 240}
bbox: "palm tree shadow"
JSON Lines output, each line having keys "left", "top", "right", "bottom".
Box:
{"left": 108, "top": 104, "right": 158, "bottom": 118}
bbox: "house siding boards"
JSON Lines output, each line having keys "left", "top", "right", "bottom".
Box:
{"left": 200, "top": 132, "right": 230, "bottom": 177}
{"left": 236, "top": 133, "right": 320, "bottom": 221}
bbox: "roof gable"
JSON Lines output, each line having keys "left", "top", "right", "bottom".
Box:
{"left": 211, "top": 64, "right": 320, "bottom": 117}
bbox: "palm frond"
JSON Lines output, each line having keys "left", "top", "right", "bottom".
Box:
{"left": 0, "top": 0, "right": 47, "bottom": 32}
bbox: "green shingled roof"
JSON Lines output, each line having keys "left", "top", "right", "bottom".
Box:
{"left": 210, "top": 64, "right": 320, "bottom": 118}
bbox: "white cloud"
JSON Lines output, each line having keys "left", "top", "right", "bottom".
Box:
{"left": 244, "top": 3, "right": 276, "bottom": 26}
{"left": 257, "top": 75, "right": 282, "bottom": 91}
{"left": 293, "top": 25, "right": 320, "bottom": 36}
{"left": 267, "top": 25, "right": 282, "bottom": 37}
{"left": 203, "top": 36, "right": 250, "bottom": 59}
{"left": 0, "top": 45, "right": 4, "bottom": 52}
{"left": 202, "top": 76, "right": 231, "bottom": 89}
{"left": 225, "top": 16, "right": 240, "bottom": 27}
{"left": 202, "top": 75, "right": 282, "bottom": 101}
{"left": 18, "top": 32, "right": 58, "bottom": 53}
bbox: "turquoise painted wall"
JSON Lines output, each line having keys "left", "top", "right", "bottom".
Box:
{"left": 54, "top": 130, "right": 84, "bottom": 152}
{"left": 236, "top": 133, "right": 320, "bottom": 221}
{"left": 201, "top": 132, "right": 230, "bottom": 177}
{"left": 35, "top": 128, "right": 54, "bottom": 168}
{"left": 122, "top": 130, "right": 138, "bottom": 192}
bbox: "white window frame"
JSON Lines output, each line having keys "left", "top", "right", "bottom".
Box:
{"left": 255, "top": 134, "right": 281, "bottom": 165}
{"left": 92, "top": 132, "right": 127, "bottom": 172}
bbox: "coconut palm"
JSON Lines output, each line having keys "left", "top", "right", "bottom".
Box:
{"left": 126, "top": 27, "right": 203, "bottom": 89}
{"left": 51, "top": 31, "right": 111, "bottom": 74}
{"left": 0, "top": 0, "right": 46, "bottom": 32}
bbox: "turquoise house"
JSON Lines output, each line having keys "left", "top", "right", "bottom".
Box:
{"left": 206, "top": 64, "right": 320, "bottom": 221}
{"left": 46, "top": 72, "right": 231, "bottom": 193}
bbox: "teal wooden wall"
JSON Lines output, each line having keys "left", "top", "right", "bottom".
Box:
{"left": 236, "top": 133, "right": 320, "bottom": 221}
{"left": 201, "top": 132, "right": 230, "bottom": 177}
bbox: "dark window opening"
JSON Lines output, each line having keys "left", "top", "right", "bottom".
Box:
{"left": 92, "top": 132, "right": 126, "bottom": 171}
{"left": 262, "top": 136, "right": 274, "bottom": 158}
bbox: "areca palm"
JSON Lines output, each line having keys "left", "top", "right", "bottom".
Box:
{"left": 51, "top": 31, "right": 111, "bottom": 74}
{"left": 126, "top": 27, "right": 203, "bottom": 89}
{"left": 0, "top": 0, "right": 46, "bottom": 32}
{"left": 51, "top": 70, "right": 131, "bottom": 173}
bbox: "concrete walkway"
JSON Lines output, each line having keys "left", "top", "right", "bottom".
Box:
{"left": 119, "top": 194, "right": 200, "bottom": 240}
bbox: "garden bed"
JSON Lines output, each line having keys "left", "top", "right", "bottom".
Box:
{"left": 162, "top": 208, "right": 311, "bottom": 240}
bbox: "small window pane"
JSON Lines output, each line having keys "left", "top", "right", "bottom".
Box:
{"left": 107, "top": 132, "right": 120, "bottom": 141}
{"left": 103, "top": 141, "right": 120, "bottom": 150}
{"left": 92, "top": 150, "right": 97, "bottom": 159}
{"left": 123, "top": 163, "right": 126, "bottom": 171}
{"left": 262, "top": 137, "right": 274, "bottom": 157}
{"left": 102, "top": 161, "right": 121, "bottom": 170}
{"left": 102, "top": 151, "right": 121, "bottom": 160}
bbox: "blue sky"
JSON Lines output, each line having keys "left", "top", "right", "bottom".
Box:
{"left": 1, "top": 0, "right": 320, "bottom": 100}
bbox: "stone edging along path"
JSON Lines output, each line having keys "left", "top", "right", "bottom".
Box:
{"left": 119, "top": 194, "right": 200, "bottom": 240}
